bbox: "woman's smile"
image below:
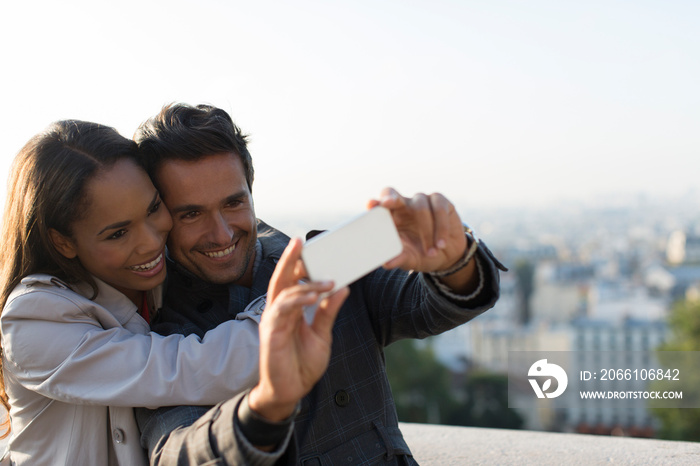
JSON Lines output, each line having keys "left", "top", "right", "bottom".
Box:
{"left": 128, "top": 251, "right": 165, "bottom": 277}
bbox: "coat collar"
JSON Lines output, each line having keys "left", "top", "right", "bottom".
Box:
{"left": 19, "top": 273, "right": 162, "bottom": 326}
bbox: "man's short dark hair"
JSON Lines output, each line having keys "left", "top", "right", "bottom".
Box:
{"left": 135, "top": 103, "right": 254, "bottom": 191}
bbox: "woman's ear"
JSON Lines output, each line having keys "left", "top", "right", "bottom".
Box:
{"left": 48, "top": 228, "right": 78, "bottom": 259}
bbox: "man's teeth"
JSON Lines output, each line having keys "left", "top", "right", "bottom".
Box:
{"left": 203, "top": 244, "right": 236, "bottom": 258}
{"left": 130, "top": 254, "right": 163, "bottom": 271}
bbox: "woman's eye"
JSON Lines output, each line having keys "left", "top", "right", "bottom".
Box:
{"left": 107, "top": 229, "right": 127, "bottom": 240}
{"left": 149, "top": 200, "right": 162, "bottom": 215}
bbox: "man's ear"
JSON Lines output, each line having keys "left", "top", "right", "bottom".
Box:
{"left": 48, "top": 228, "right": 78, "bottom": 259}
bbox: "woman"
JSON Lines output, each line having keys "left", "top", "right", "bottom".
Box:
{"left": 0, "top": 120, "right": 346, "bottom": 465}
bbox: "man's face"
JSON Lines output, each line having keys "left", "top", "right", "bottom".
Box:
{"left": 156, "top": 152, "right": 257, "bottom": 286}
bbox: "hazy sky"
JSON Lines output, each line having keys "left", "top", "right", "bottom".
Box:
{"left": 2, "top": 0, "right": 698, "bottom": 225}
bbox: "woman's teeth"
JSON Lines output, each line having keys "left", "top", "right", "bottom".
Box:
{"left": 130, "top": 254, "right": 163, "bottom": 271}
{"left": 204, "top": 244, "right": 236, "bottom": 258}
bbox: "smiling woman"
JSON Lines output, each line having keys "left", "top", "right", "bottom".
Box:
{"left": 47, "top": 158, "right": 171, "bottom": 306}
{"left": 0, "top": 121, "right": 265, "bottom": 465}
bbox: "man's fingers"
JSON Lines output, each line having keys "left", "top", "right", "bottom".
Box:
{"left": 407, "top": 193, "right": 437, "bottom": 256}
{"left": 382, "top": 252, "right": 407, "bottom": 270}
{"left": 295, "top": 258, "right": 309, "bottom": 280}
{"left": 310, "top": 287, "right": 349, "bottom": 336}
{"left": 268, "top": 238, "right": 303, "bottom": 301}
{"left": 269, "top": 282, "right": 335, "bottom": 318}
{"left": 429, "top": 192, "right": 454, "bottom": 251}
{"left": 373, "top": 187, "right": 406, "bottom": 210}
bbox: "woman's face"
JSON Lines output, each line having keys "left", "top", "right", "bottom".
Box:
{"left": 56, "top": 159, "right": 172, "bottom": 302}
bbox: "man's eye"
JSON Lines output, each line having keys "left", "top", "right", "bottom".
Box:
{"left": 181, "top": 211, "right": 199, "bottom": 220}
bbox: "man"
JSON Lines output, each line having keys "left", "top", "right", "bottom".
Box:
{"left": 135, "top": 103, "right": 507, "bottom": 465}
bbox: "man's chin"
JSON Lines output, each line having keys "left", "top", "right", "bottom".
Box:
{"left": 211, "top": 260, "right": 251, "bottom": 283}
{"left": 187, "top": 246, "right": 253, "bottom": 285}
{"left": 206, "top": 274, "right": 242, "bottom": 285}
{"left": 197, "top": 267, "right": 244, "bottom": 285}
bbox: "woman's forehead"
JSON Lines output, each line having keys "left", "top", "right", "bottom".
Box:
{"left": 77, "top": 159, "right": 156, "bottom": 231}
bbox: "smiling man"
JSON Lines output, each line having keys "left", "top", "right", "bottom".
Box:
{"left": 134, "top": 103, "right": 507, "bottom": 465}
{"left": 156, "top": 153, "right": 257, "bottom": 286}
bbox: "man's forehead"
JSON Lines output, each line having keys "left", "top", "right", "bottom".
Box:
{"left": 156, "top": 153, "right": 247, "bottom": 200}
{"left": 158, "top": 152, "right": 240, "bottom": 170}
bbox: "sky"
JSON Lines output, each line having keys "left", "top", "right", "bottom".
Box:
{"left": 1, "top": 0, "right": 698, "bottom": 230}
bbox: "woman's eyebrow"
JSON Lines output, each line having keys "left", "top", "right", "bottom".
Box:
{"left": 97, "top": 220, "right": 130, "bottom": 236}
{"left": 147, "top": 190, "right": 160, "bottom": 212}
{"left": 97, "top": 192, "right": 159, "bottom": 236}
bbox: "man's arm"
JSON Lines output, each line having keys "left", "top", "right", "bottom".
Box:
{"left": 137, "top": 239, "right": 349, "bottom": 465}
{"left": 364, "top": 188, "right": 506, "bottom": 345}
{"left": 137, "top": 393, "right": 296, "bottom": 466}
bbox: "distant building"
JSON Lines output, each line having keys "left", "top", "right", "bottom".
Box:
{"left": 665, "top": 265, "right": 700, "bottom": 301}
{"left": 431, "top": 273, "right": 519, "bottom": 371}
{"left": 500, "top": 243, "right": 560, "bottom": 264}
{"left": 566, "top": 317, "right": 668, "bottom": 438}
{"left": 666, "top": 230, "right": 700, "bottom": 265}
{"left": 530, "top": 262, "right": 594, "bottom": 323}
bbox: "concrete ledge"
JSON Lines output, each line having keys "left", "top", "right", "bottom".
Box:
{"left": 399, "top": 423, "right": 700, "bottom": 465}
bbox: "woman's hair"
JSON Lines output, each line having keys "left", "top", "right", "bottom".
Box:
{"left": 0, "top": 120, "right": 140, "bottom": 436}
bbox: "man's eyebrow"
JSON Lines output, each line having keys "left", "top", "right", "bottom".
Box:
{"left": 223, "top": 191, "right": 249, "bottom": 204}
{"left": 170, "top": 190, "right": 249, "bottom": 215}
{"left": 170, "top": 203, "right": 204, "bottom": 215}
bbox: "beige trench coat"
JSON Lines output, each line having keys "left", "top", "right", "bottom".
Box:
{"left": 1, "top": 274, "right": 264, "bottom": 465}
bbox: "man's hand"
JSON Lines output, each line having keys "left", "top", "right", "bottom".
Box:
{"left": 368, "top": 187, "right": 478, "bottom": 295}
{"left": 248, "top": 238, "right": 349, "bottom": 422}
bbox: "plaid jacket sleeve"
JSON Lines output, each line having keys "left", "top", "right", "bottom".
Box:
{"left": 363, "top": 241, "right": 504, "bottom": 347}
{"left": 136, "top": 392, "right": 294, "bottom": 466}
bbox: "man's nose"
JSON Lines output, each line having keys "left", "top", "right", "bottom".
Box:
{"left": 206, "top": 211, "right": 234, "bottom": 245}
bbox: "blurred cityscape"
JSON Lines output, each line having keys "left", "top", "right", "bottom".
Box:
{"left": 387, "top": 190, "right": 700, "bottom": 439}
{"left": 267, "top": 190, "right": 700, "bottom": 439}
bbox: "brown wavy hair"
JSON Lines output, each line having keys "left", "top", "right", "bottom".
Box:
{"left": 0, "top": 120, "right": 139, "bottom": 438}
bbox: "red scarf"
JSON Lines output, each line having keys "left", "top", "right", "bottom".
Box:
{"left": 140, "top": 292, "right": 150, "bottom": 324}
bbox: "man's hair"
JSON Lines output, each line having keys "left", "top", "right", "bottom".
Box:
{"left": 134, "top": 103, "right": 254, "bottom": 192}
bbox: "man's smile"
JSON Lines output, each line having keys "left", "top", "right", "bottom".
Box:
{"left": 201, "top": 243, "right": 237, "bottom": 259}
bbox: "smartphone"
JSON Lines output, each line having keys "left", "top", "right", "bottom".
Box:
{"left": 302, "top": 206, "right": 403, "bottom": 292}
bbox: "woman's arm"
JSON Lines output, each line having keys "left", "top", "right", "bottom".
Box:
{"left": 1, "top": 288, "right": 261, "bottom": 408}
